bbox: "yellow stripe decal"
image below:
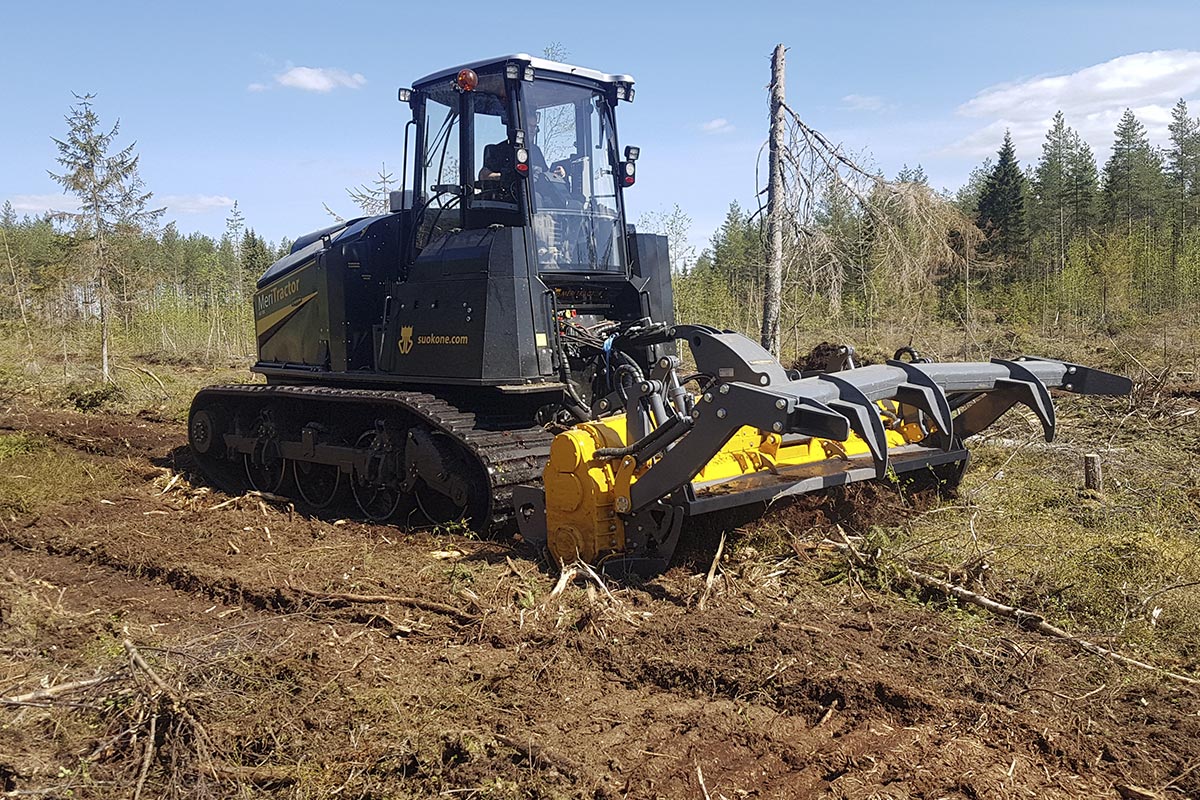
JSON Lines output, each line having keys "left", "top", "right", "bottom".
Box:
{"left": 255, "top": 291, "right": 318, "bottom": 336}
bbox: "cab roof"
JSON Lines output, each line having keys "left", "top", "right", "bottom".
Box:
{"left": 412, "top": 54, "right": 634, "bottom": 90}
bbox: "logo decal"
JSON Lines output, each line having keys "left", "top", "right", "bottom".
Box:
{"left": 398, "top": 326, "right": 414, "bottom": 354}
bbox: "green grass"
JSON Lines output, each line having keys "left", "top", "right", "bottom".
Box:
{"left": 0, "top": 432, "right": 117, "bottom": 518}
{"left": 0, "top": 431, "right": 44, "bottom": 460}
{"left": 0, "top": 319, "right": 261, "bottom": 422}
{"left": 839, "top": 396, "right": 1200, "bottom": 668}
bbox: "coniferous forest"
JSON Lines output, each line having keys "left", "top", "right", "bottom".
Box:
{"left": 671, "top": 100, "right": 1200, "bottom": 349}
{"left": 5, "top": 95, "right": 1200, "bottom": 382}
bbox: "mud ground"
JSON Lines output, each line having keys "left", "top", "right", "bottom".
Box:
{"left": 0, "top": 406, "right": 1196, "bottom": 799}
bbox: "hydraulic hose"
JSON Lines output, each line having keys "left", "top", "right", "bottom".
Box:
{"left": 594, "top": 413, "right": 693, "bottom": 462}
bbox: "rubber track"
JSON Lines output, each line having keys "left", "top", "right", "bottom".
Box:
{"left": 191, "top": 384, "right": 555, "bottom": 528}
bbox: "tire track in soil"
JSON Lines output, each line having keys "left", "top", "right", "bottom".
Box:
{"left": 0, "top": 408, "right": 482, "bottom": 629}
{"left": 3, "top": 407, "right": 1199, "bottom": 798}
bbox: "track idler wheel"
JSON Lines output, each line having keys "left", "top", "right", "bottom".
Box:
{"left": 189, "top": 408, "right": 222, "bottom": 455}
{"left": 291, "top": 423, "right": 343, "bottom": 509}
{"left": 405, "top": 428, "right": 472, "bottom": 526}
{"left": 243, "top": 408, "right": 288, "bottom": 494}
{"left": 188, "top": 404, "right": 241, "bottom": 491}
{"left": 351, "top": 428, "right": 410, "bottom": 522}
{"left": 293, "top": 459, "right": 342, "bottom": 509}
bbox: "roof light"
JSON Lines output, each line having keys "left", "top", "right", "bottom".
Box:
{"left": 397, "top": 88, "right": 412, "bottom": 102}
{"left": 523, "top": 66, "right": 535, "bottom": 82}
{"left": 615, "top": 85, "right": 627, "bottom": 101}
{"left": 456, "top": 69, "right": 478, "bottom": 92}
{"left": 505, "top": 63, "right": 520, "bottom": 80}
{"left": 624, "top": 146, "right": 640, "bottom": 162}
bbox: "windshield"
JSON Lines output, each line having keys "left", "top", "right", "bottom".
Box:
{"left": 522, "top": 81, "right": 624, "bottom": 272}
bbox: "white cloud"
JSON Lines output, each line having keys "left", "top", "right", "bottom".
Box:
{"left": 246, "top": 82, "right": 269, "bottom": 92}
{"left": 700, "top": 117, "right": 734, "bottom": 135}
{"left": 948, "top": 50, "right": 1200, "bottom": 158}
{"left": 5, "top": 194, "right": 80, "bottom": 215}
{"left": 6, "top": 193, "right": 232, "bottom": 218}
{"left": 160, "top": 194, "right": 235, "bottom": 214}
{"left": 274, "top": 66, "right": 366, "bottom": 93}
{"left": 842, "top": 94, "right": 886, "bottom": 112}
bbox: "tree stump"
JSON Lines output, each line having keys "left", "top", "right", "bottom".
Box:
{"left": 1084, "top": 453, "right": 1103, "bottom": 492}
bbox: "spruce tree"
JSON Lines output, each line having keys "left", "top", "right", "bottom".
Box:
{"left": 49, "top": 94, "right": 162, "bottom": 383}
{"left": 346, "top": 163, "right": 396, "bottom": 215}
{"left": 1031, "top": 112, "right": 1099, "bottom": 271}
{"left": 225, "top": 201, "right": 245, "bottom": 293}
{"left": 1065, "top": 130, "right": 1099, "bottom": 236}
{"left": 1102, "top": 109, "right": 1166, "bottom": 232}
{"left": 241, "top": 228, "right": 272, "bottom": 287}
{"left": 954, "top": 157, "right": 992, "bottom": 216}
{"left": 1031, "top": 112, "right": 1070, "bottom": 276}
{"left": 895, "top": 163, "right": 928, "bottom": 185}
{"left": 1166, "top": 99, "right": 1200, "bottom": 233}
{"left": 976, "top": 130, "right": 1028, "bottom": 270}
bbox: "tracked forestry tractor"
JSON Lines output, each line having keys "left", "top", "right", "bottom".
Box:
{"left": 189, "top": 54, "right": 1132, "bottom": 575}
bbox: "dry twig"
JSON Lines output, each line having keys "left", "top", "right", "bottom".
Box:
{"left": 289, "top": 586, "right": 477, "bottom": 624}
{"left": 827, "top": 537, "right": 1200, "bottom": 687}
{"left": 902, "top": 569, "right": 1200, "bottom": 686}
{"left": 0, "top": 674, "right": 118, "bottom": 706}
{"left": 696, "top": 764, "right": 712, "bottom": 800}
{"left": 133, "top": 712, "right": 157, "bottom": 800}
{"left": 698, "top": 532, "right": 726, "bottom": 611}
{"left": 549, "top": 564, "right": 578, "bottom": 599}
{"left": 123, "top": 639, "right": 218, "bottom": 777}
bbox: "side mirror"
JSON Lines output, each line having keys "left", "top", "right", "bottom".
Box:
{"left": 389, "top": 190, "right": 412, "bottom": 212}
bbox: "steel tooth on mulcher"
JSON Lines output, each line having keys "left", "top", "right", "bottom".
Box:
{"left": 1017, "top": 355, "right": 1135, "bottom": 395}
{"left": 885, "top": 359, "right": 954, "bottom": 448}
{"left": 955, "top": 359, "right": 1057, "bottom": 442}
{"left": 817, "top": 373, "right": 890, "bottom": 477}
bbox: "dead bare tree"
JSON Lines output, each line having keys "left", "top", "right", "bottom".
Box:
{"left": 758, "top": 48, "right": 982, "bottom": 347}
{"left": 762, "top": 44, "right": 786, "bottom": 357}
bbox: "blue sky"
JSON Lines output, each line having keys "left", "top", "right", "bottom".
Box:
{"left": 5, "top": 0, "right": 1200, "bottom": 254}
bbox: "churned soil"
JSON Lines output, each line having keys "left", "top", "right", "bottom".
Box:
{"left": 0, "top": 406, "right": 1196, "bottom": 799}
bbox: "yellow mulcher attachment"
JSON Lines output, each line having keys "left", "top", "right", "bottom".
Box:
{"left": 514, "top": 323, "right": 1132, "bottom": 576}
